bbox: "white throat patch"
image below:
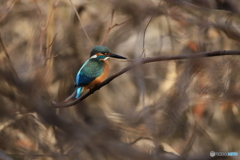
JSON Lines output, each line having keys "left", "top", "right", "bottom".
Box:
{"left": 90, "top": 54, "right": 109, "bottom": 61}
{"left": 103, "top": 57, "right": 109, "bottom": 60}
{"left": 90, "top": 55, "right": 97, "bottom": 59}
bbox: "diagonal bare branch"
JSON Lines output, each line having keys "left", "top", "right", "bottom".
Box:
{"left": 68, "top": 0, "right": 93, "bottom": 47}
{"left": 53, "top": 50, "right": 240, "bottom": 108}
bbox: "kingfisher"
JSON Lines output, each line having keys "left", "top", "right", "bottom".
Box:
{"left": 75, "top": 45, "right": 127, "bottom": 98}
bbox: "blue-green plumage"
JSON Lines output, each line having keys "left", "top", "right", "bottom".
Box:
{"left": 90, "top": 46, "right": 111, "bottom": 57}
{"left": 75, "top": 45, "right": 127, "bottom": 98}
{"left": 75, "top": 57, "right": 106, "bottom": 98}
{"left": 75, "top": 59, "right": 105, "bottom": 86}
{"left": 75, "top": 87, "right": 83, "bottom": 99}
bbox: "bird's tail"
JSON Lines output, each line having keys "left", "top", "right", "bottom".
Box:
{"left": 75, "top": 87, "right": 83, "bottom": 98}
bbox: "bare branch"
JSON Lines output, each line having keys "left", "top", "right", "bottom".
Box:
{"left": 44, "top": 52, "right": 61, "bottom": 65}
{"left": 141, "top": 1, "right": 161, "bottom": 57}
{"left": 53, "top": 50, "right": 240, "bottom": 108}
{"left": 128, "top": 137, "right": 153, "bottom": 145}
{"left": 141, "top": 16, "right": 153, "bottom": 57}
{"left": 101, "top": 9, "right": 115, "bottom": 45}
{"left": 0, "top": 0, "right": 17, "bottom": 22}
{"left": 68, "top": 0, "right": 93, "bottom": 47}
{"left": 44, "top": 33, "right": 58, "bottom": 50}
{"left": 101, "top": 9, "right": 132, "bottom": 45}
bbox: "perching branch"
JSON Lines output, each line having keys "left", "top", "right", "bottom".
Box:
{"left": 53, "top": 50, "right": 240, "bottom": 108}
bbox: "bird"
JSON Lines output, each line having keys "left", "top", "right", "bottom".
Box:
{"left": 75, "top": 45, "right": 127, "bottom": 98}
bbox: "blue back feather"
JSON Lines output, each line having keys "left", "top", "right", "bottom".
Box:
{"left": 75, "top": 59, "right": 105, "bottom": 86}
{"left": 75, "top": 55, "right": 107, "bottom": 98}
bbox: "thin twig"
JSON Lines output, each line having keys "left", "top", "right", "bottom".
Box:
{"left": 101, "top": 9, "right": 115, "bottom": 45}
{"left": 0, "top": 33, "right": 19, "bottom": 80}
{"left": 165, "top": 13, "right": 175, "bottom": 53}
{"left": 33, "top": 0, "right": 57, "bottom": 64}
{"left": 44, "top": 33, "right": 60, "bottom": 64}
{"left": 53, "top": 50, "right": 240, "bottom": 108}
{"left": 0, "top": 0, "right": 17, "bottom": 21}
{"left": 181, "top": 120, "right": 198, "bottom": 157}
{"left": 128, "top": 137, "right": 153, "bottom": 145}
{"left": 42, "top": 2, "right": 56, "bottom": 30}
{"left": 45, "top": 33, "right": 58, "bottom": 50}
{"left": 44, "top": 52, "right": 61, "bottom": 64}
{"left": 112, "top": 18, "right": 132, "bottom": 28}
{"left": 141, "top": 16, "right": 153, "bottom": 57}
{"left": 68, "top": 0, "right": 93, "bottom": 47}
{"left": 63, "top": 90, "right": 76, "bottom": 102}
{"left": 33, "top": 0, "right": 42, "bottom": 19}
{"left": 141, "top": 1, "right": 161, "bottom": 57}
{"left": 101, "top": 10, "right": 132, "bottom": 45}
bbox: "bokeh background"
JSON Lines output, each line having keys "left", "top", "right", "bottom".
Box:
{"left": 0, "top": 0, "right": 240, "bottom": 159}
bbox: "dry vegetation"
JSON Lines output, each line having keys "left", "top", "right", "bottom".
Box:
{"left": 0, "top": 0, "right": 240, "bottom": 159}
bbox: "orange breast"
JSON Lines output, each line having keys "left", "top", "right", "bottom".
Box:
{"left": 85, "top": 60, "right": 109, "bottom": 89}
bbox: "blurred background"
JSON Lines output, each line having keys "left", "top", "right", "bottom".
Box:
{"left": 0, "top": 0, "right": 240, "bottom": 159}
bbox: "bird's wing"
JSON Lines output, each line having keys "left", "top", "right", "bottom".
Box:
{"left": 75, "top": 59, "right": 104, "bottom": 86}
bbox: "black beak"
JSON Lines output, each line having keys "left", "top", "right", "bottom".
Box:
{"left": 109, "top": 53, "right": 127, "bottom": 59}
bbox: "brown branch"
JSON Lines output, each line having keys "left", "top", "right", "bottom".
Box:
{"left": 181, "top": 120, "right": 198, "bottom": 157}
{"left": 44, "top": 33, "right": 60, "bottom": 65}
{"left": 44, "top": 52, "right": 61, "bottom": 64}
{"left": 128, "top": 137, "right": 153, "bottom": 145}
{"left": 101, "top": 10, "right": 132, "bottom": 45}
{"left": 141, "top": 16, "right": 153, "bottom": 57}
{"left": 101, "top": 9, "right": 115, "bottom": 45}
{"left": 45, "top": 33, "right": 58, "bottom": 50}
{"left": 53, "top": 50, "right": 240, "bottom": 108}
{"left": 33, "top": 0, "right": 58, "bottom": 64}
{"left": 69, "top": 0, "right": 93, "bottom": 47}
{"left": 33, "top": 0, "right": 42, "bottom": 19}
{"left": 141, "top": 1, "right": 161, "bottom": 57}
{"left": 113, "top": 18, "right": 132, "bottom": 27}
{"left": 165, "top": 13, "right": 175, "bottom": 53}
{"left": 0, "top": 0, "right": 17, "bottom": 22}
{"left": 0, "top": 33, "right": 19, "bottom": 80}
{"left": 42, "top": 2, "right": 56, "bottom": 30}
